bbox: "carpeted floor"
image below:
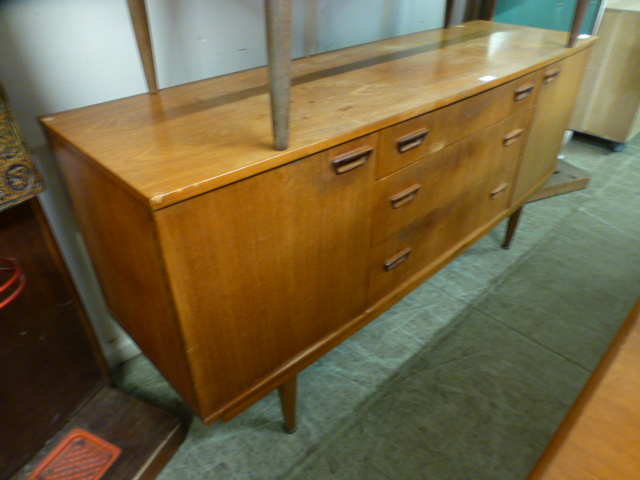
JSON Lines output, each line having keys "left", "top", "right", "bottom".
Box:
{"left": 115, "top": 133, "right": 640, "bottom": 479}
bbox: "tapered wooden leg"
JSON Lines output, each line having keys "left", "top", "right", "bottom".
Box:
{"left": 568, "top": 0, "right": 590, "bottom": 47}
{"left": 127, "top": 0, "right": 158, "bottom": 93}
{"left": 265, "top": 0, "right": 293, "bottom": 151}
{"left": 502, "top": 206, "right": 523, "bottom": 250}
{"left": 278, "top": 376, "right": 297, "bottom": 434}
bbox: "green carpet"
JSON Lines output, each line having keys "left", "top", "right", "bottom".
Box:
{"left": 115, "top": 133, "right": 640, "bottom": 479}
{"left": 283, "top": 201, "right": 640, "bottom": 479}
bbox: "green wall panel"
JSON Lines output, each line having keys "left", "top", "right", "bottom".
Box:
{"left": 495, "top": 0, "right": 601, "bottom": 34}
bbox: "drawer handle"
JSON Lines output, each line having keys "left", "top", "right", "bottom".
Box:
{"left": 490, "top": 183, "right": 510, "bottom": 199}
{"left": 544, "top": 68, "right": 561, "bottom": 84}
{"left": 503, "top": 128, "right": 525, "bottom": 146}
{"left": 397, "top": 128, "right": 429, "bottom": 153}
{"left": 384, "top": 247, "right": 412, "bottom": 271}
{"left": 390, "top": 184, "right": 422, "bottom": 209}
{"left": 331, "top": 146, "right": 373, "bottom": 174}
{"left": 514, "top": 84, "right": 535, "bottom": 101}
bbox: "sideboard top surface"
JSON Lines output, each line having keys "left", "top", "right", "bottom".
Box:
{"left": 41, "top": 21, "right": 595, "bottom": 209}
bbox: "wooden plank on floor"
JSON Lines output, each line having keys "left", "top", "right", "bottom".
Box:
{"left": 528, "top": 159, "right": 590, "bottom": 202}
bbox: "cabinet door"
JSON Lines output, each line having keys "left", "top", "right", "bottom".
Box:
{"left": 155, "top": 135, "right": 376, "bottom": 420}
{"left": 511, "top": 48, "right": 592, "bottom": 204}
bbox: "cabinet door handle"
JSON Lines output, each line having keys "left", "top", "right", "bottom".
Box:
{"left": 390, "top": 184, "right": 422, "bottom": 209}
{"left": 544, "top": 67, "right": 561, "bottom": 84}
{"left": 490, "top": 183, "right": 510, "bottom": 199}
{"left": 514, "top": 84, "right": 535, "bottom": 101}
{"left": 503, "top": 128, "right": 525, "bottom": 146}
{"left": 384, "top": 247, "right": 412, "bottom": 271}
{"left": 331, "top": 146, "right": 373, "bottom": 174}
{"left": 397, "top": 128, "right": 429, "bottom": 153}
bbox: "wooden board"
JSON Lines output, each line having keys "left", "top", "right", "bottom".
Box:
{"left": 528, "top": 159, "right": 590, "bottom": 202}
{"left": 569, "top": 4, "right": 640, "bottom": 143}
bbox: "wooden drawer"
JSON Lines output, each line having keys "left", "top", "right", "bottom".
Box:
{"left": 377, "top": 71, "right": 541, "bottom": 179}
{"left": 368, "top": 157, "right": 518, "bottom": 305}
{"left": 372, "top": 108, "right": 532, "bottom": 246}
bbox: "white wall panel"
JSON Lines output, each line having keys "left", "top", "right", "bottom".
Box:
{"left": 0, "top": 0, "right": 446, "bottom": 366}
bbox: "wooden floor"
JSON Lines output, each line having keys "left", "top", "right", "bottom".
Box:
{"left": 529, "top": 297, "right": 640, "bottom": 479}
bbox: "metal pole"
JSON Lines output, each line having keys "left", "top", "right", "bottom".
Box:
{"left": 568, "top": 0, "right": 591, "bottom": 47}
{"left": 265, "top": 0, "right": 293, "bottom": 150}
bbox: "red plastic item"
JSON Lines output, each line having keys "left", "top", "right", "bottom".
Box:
{"left": 28, "top": 429, "right": 122, "bottom": 480}
{"left": 0, "top": 257, "right": 26, "bottom": 309}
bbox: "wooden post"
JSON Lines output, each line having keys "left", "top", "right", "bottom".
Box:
{"left": 481, "top": 0, "right": 497, "bottom": 21}
{"left": 502, "top": 206, "right": 523, "bottom": 250}
{"left": 568, "top": 0, "right": 591, "bottom": 47}
{"left": 127, "top": 0, "right": 158, "bottom": 93}
{"left": 444, "top": 0, "right": 456, "bottom": 27}
{"left": 265, "top": 0, "right": 293, "bottom": 150}
{"left": 278, "top": 376, "right": 297, "bottom": 433}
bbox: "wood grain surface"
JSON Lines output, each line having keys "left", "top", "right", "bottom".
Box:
{"left": 154, "top": 135, "right": 376, "bottom": 420}
{"left": 40, "top": 21, "right": 595, "bottom": 209}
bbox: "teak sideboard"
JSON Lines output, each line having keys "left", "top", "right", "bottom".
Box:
{"left": 41, "top": 21, "right": 595, "bottom": 430}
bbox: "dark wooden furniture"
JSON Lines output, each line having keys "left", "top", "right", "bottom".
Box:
{"left": 41, "top": 21, "right": 595, "bottom": 431}
{"left": 529, "top": 297, "right": 640, "bottom": 479}
{"left": 0, "top": 199, "right": 184, "bottom": 479}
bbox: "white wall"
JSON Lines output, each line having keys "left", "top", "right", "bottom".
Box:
{"left": 0, "top": 0, "right": 445, "bottom": 367}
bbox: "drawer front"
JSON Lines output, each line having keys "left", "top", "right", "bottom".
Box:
{"left": 377, "top": 70, "right": 541, "bottom": 179}
{"left": 372, "top": 108, "right": 532, "bottom": 246}
{"left": 368, "top": 161, "right": 518, "bottom": 306}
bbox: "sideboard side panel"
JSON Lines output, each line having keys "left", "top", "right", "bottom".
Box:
{"left": 49, "top": 137, "right": 198, "bottom": 412}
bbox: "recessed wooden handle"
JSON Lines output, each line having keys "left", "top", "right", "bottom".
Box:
{"left": 390, "top": 184, "right": 422, "bottom": 209}
{"left": 514, "top": 84, "right": 535, "bottom": 101}
{"left": 331, "top": 146, "right": 373, "bottom": 174}
{"left": 504, "top": 128, "right": 525, "bottom": 146}
{"left": 544, "top": 68, "right": 561, "bottom": 84}
{"left": 384, "top": 247, "right": 412, "bottom": 271}
{"left": 490, "top": 182, "right": 510, "bottom": 199}
{"left": 397, "top": 128, "right": 429, "bottom": 153}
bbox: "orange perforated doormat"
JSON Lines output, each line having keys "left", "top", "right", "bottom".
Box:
{"left": 28, "top": 429, "right": 121, "bottom": 480}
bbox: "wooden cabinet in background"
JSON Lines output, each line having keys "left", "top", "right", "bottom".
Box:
{"left": 570, "top": 0, "right": 640, "bottom": 150}
{"left": 40, "top": 21, "right": 595, "bottom": 428}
